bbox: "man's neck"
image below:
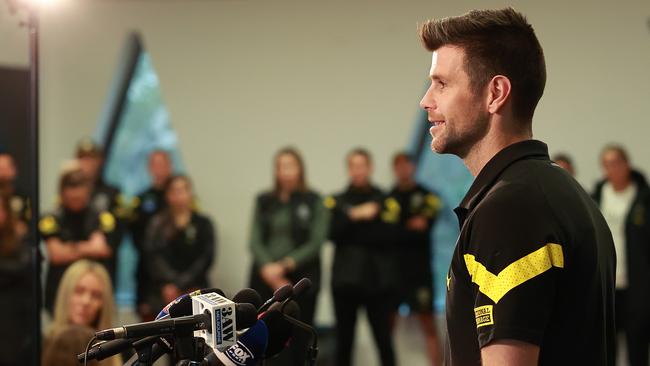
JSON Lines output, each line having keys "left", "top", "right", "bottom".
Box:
{"left": 463, "top": 130, "right": 532, "bottom": 177}
{"left": 397, "top": 180, "right": 416, "bottom": 191}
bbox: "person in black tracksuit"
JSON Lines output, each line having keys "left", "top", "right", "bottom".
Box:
{"left": 327, "top": 148, "right": 399, "bottom": 366}
{"left": 248, "top": 147, "right": 328, "bottom": 365}
{"left": 143, "top": 175, "right": 215, "bottom": 313}
{"left": 131, "top": 150, "right": 173, "bottom": 320}
{"left": 388, "top": 152, "right": 442, "bottom": 365}
{"left": 593, "top": 145, "right": 650, "bottom": 366}
{"left": 39, "top": 169, "right": 119, "bottom": 314}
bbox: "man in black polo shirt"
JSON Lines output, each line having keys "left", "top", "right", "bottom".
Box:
{"left": 418, "top": 8, "right": 615, "bottom": 366}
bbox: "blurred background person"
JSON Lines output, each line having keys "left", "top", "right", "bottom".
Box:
{"left": 45, "top": 259, "right": 120, "bottom": 366}
{"left": 0, "top": 194, "right": 34, "bottom": 366}
{"left": 143, "top": 175, "right": 215, "bottom": 312}
{"left": 388, "top": 152, "right": 442, "bottom": 366}
{"left": 593, "top": 144, "right": 650, "bottom": 366}
{"left": 42, "top": 325, "right": 99, "bottom": 366}
{"left": 0, "top": 150, "right": 30, "bottom": 229}
{"left": 75, "top": 138, "right": 124, "bottom": 216}
{"left": 326, "top": 148, "right": 400, "bottom": 366}
{"left": 131, "top": 149, "right": 174, "bottom": 320}
{"left": 248, "top": 147, "right": 329, "bottom": 365}
{"left": 40, "top": 167, "right": 118, "bottom": 314}
{"left": 553, "top": 153, "right": 576, "bottom": 176}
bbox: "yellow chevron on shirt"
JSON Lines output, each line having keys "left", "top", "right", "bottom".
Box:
{"left": 463, "top": 243, "right": 564, "bottom": 304}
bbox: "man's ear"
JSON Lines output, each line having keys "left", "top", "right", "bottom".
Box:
{"left": 486, "top": 75, "right": 512, "bottom": 114}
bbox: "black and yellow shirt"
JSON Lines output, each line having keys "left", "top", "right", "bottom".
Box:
{"left": 445, "top": 140, "right": 616, "bottom": 366}
{"left": 39, "top": 207, "right": 118, "bottom": 313}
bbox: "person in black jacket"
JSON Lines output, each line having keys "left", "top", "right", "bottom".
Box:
{"left": 40, "top": 168, "right": 119, "bottom": 314}
{"left": 593, "top": 144, "right": 650, "bottom": 366}
{"left": 248, "top": 147, "right": 328, "bottom": 365}
{"left": 326, "top": 148, "right": 400, "bottom": 366}
{"left": 388, "top": 152, "right": 442, "bottom": 365}
{"left": 0, "top": 194, "right": 34, "bottom": 366}
{"left": 131, "top": 149, "right": 174, "bottom": 320}
{"left": 143, "top": 175, "right": 215, "bottom": 312}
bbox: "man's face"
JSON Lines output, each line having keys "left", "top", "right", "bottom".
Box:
{"left": 393, "top": 158, "right": 415, "bottom": 184}
{"left": 347, "top": 154, "right": 372, "bottom": 187}
{"left": 78, "top": 155, "right": 102, "bottom": 181}
{"left": 420, "top": 46, "right": 490, "bottom": 158}
{"left": 61, "top": 185, "right": 91, "bottom": 212}
{"left": 0, "top": 155, "right": 17, "bottom": 185}
{"left": 601, "top": 150, "right": 631, "bottom": 187}
{"left": 149, "top": 152, "right": 172, "bottom": 187}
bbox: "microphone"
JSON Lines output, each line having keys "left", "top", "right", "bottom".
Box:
{"left": 95, "top": 312, "right": 212, "bottom": 340}
{"left": 192, "top": 292, "right": 258, "bottom": 351}
{"left": 232, "top": 288, "right": 263, "bottom": 311}
{"left": 95, "top": 304, "right": 256, "bottom": 341}
{"left": 80, "top": 288, "right": 224, "bottom": 362}
{"left": 157, "top": 288, "right": 226, "bottom": 320}
{"left": 204, "top": 319, "right": 269, "bottom": 366}
{"left": 257, "top": 284, "right": 293, "bottom": 314}
{"left": 269, "top": 277, "right": 312, "bottom": 313}
{"left": 258, "top": 310, "right": 293, "bottom": 359}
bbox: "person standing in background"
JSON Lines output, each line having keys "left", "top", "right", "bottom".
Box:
{"left": 248, "top": 147, "right": 328, "bottom": 365}
{"left": 0, "top": 194, "right": 34, "bottom": 366}
{"left": 40, "top": 168, "right": 118, "bottom": 313}
{"left": 144, "top": 175, "right": 215, "bottom": 312}
{"left": 552, "top": 153, "right": 576, "bottom": 177}
{"left": 326, "top": 148, "right": 400, "bottom": 366}
{"left": 593, "top": 144, "right": 650, "bottom": 366}
{"left": 388, "top": 152, "right": 442, "bottom": 366}
{"left": 0, "top": 151, "right": 30, "bottom": 229}
{"left": 131, "top": 149, "right": 174, "bottom": 320}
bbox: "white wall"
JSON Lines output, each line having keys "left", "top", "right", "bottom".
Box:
{"left": 1, "top": 0, "right": 649, "bottom": 297}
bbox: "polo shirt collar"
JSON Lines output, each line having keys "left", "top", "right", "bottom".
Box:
{"left": 455, "top": 139, "right": 550, "bottom": 220}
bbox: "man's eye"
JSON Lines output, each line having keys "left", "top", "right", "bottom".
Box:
{"left": 436, "top": 81, "right": 446, "bottom": 89}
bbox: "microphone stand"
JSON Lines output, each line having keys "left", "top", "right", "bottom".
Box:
{"left": 280, "top": 314, "right": 319, "bottom": 366}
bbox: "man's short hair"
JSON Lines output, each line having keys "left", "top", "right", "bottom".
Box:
{"left": 553, "top": 153, "right": 573, "bottom": 166}
{"left": 419, "top": 7, "right": 546, "bottom": 122}
{"left": 59, "top": 169, "right": 89, "bottom": 193}
{"left": 347, "top": 147, "right": 373, "bottom": 164}
{"left": 392, "top": 151, "right": 415, "bottom": 166}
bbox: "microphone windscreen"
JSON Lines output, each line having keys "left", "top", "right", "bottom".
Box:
{"left": 272, "top": 284, "right": 294, "bottom": 303}
{"left": 260, "top": 310, "right": 292, "bottom": 358}
{"left": 236, "top": 303, "right": 258, "bottom": 330}
{"left": 232, "top": 288, "right": 263, "bottom": 310}
{"left": 282, "top": 300, "right": 301, "bottom": 320}
{"left": 293, "top": 278, "right": 312, "bottom": 298}
{"left": 168, "top": 295, "right": 193, "bottom": 318}
{"left": 216, "top": 320, "right": 268, "bottom": 366}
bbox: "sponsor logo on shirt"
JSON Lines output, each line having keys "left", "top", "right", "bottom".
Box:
{"left": 474, "top": 305, "right": 494, "bottom": 328}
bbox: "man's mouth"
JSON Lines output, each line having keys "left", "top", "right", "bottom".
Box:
{"left": 430, "top": 120, "right": 445, "bottom": 127}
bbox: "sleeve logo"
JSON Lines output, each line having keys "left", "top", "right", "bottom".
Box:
{"left": 474, "top": 305, "right": 494, "bottom": 328}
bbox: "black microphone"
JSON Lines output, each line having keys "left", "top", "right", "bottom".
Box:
{"left": 232, "top": 288, "right": 263, "bottom": 310}
{"left": 258, "top": 310, "right": 293, "bottom": 359}
{"left": 96, "top": 302, "right": 259, "bottom": 341}
{"left": 95, "top": 312, "right": 212, "bottom": 341}
{"left": 269, "top": 277, "right": 312, "bottom": 313}
{"left": 258, "top": 284, "right": 293, "bottom": 314}
{"left": 79, "top": 288, "right": 225, "bottom": 363}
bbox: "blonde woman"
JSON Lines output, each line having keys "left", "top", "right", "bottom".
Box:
{"left": 45, "top": 260, "right": 120, "bottom": 366}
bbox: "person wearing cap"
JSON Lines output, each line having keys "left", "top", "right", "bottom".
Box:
{"left": 75, "top": 138, "right": 127, "bottom": 219}
{"left": 39, "top": 167, "right": 119, "bottom": 314}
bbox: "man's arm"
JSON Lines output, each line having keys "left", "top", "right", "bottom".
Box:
{"left": 481, "top": 340, "right": 540, "bottom": 366}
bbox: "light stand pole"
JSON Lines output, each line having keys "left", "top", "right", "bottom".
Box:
{"left": 6, "top": 1, "right": 41, "bottom": 364}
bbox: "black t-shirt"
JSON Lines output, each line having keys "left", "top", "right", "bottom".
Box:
{"left": 326, "top": 184, "right": 401, "bottom": 293}
{"left": 445, "top": 140, "right": 616, "bottom": 366}
{"left": 39, "top": 207, "right": 118, "bottom": 313}
{"left": 388, "top": 184, "right": 441, "bottom": 263}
